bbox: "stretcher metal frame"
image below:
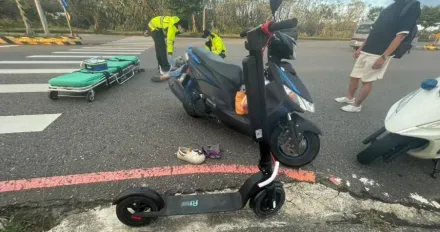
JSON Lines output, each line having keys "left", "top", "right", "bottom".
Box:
{"left": 48, "top": 60, "right": 143, "bottom": 102}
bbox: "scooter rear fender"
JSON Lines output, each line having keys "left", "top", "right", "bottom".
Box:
{"left": 168, "top": 78, "right": 185, "bottom": 103}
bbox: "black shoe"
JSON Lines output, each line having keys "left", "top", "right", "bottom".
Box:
{"left": 151, "top": 76, "right": 162, "bottom": 82}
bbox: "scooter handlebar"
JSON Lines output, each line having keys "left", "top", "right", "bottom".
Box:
{"left": 268, "top": 18, "right": 298, "bottom": 32}
{"left": 239, "top": 18, "right": 298, "bottom": 38}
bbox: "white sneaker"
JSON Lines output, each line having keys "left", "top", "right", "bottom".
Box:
{"left": 177, "top": 147, "right": 206, "bottom": 164}
{"left": 335, "top": 97, "right": 355, "bottom": 104}
{"left": 341, "top": 104, "right": 362, "bottom": 113}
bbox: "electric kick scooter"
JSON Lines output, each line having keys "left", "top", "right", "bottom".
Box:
{"left": 113, "top": 0, "right": 298, "bottom": 227}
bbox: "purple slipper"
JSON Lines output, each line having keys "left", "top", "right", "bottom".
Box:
{"left": 202, "top": 144, "right": 222, "bottom": 159}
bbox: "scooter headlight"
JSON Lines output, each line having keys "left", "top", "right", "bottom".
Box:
{"left": 386, "top": 89, "right": 422, "bottom": 122}
{"left": 419, "top": 120, "right": 440, "bottom": 129}
{"left": 396, "top": 89, "right": 421, "bottom": 113}
{"left": 288, "top": 92, "right": 315, "bottom": 113}
{"left": 398, "top": 120, "right": 440, "bottom": 134}
{"left": 184, "top": 52, "right": 189, "bottom": 61}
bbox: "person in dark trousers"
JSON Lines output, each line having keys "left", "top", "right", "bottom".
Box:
{"left": 335, "top": 0, "right": 421, "bottom": 113}
{"left": 201, "top": 30, "right": 227, "bottom": 58}
{"left": 148, "top": 16, "right": 189, "bottom": 73}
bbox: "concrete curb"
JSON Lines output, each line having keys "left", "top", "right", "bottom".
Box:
{"left": 0, "top": 35, "right": 82, "bottom": 45}
{"left": 45, "top": 182, "right": 440, "bottom": 232}
{"left": 424, "top": 44, "right": 439, "bottom": 51}
{"left": 414, "top": 45, "right": 439, "bottom": 51}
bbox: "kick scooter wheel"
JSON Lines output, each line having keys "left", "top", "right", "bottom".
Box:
{"left": 116, "top": 195, "right": 163, "bottom": 227}
{"left": 252, "top": 186, "right": 285, "bottom": 217}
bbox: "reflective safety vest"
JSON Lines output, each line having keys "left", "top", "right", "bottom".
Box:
{"left": 204, "top": 33, "right": 227, "bottom": 56}
{"left": 148, "top": 16, "right": 180, "bottom": 54}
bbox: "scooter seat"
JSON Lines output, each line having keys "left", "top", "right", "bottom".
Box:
{"left": 192, "top": 47, "right": 242, "bottom": 86}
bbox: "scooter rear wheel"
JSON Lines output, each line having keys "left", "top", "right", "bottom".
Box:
{"left": 116, "top": 195, "right": 162, "bottom": 227}
{"left": 183, "top": 91, "right": 204, "bottom": 118}
{"left": 252, "top": 186, "right": 285, "bottom": 217}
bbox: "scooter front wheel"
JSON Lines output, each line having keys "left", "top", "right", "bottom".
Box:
{"left": 357, "top": 133, "right": 414, "bottom": 164}
{"left": 116, "top": 195, "right": 162, "bottom": 227}
{"left": 270, "top": 127, "right": 320, "bottom": 167}
{"left": 252, "top": 186, "right": 285, "bottom": 217}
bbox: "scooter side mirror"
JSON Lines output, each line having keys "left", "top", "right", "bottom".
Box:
{"left": 269, "top": 0, "right": 282, "bottom": 16}
{"left": 421, "top": 79, "right": 438, "bottom": 91}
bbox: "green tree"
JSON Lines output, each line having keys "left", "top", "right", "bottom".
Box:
{"left": 40, "top": 0, "right": 63, "bottom": 13}
{"left": 366, "top": 6, "right": 384, "bottom": 22}
{"left": 166, "top": 0, "right": 204, "bottom": 31}
{"left": 166, "top": 0, "right": 203, "bottom": 17}
{"left": 419, "top": 5, "right": 440, "bottom": 29}
{"left": 0, "top": 0, "right": 19, "bottom": 20}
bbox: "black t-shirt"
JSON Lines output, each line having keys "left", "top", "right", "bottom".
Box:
{"left": 362, "top": 0, "right": 421, "bottom": 55}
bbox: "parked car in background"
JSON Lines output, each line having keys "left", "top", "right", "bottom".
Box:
{"left": 349, "top": 21, "right": 373, "bottom": 50}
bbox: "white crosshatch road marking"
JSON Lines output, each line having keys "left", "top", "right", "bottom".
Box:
{"left": 0, "top": 61, "right": 81, "bottom": 64}
{"left": 0, "top": 84, "right": 48, "bottom": 93}
{"left": 52, "top": 51, "right": 142, "bottom": 54}
{"left": 27, "top": 55, "right": 113, "bottom": 58}
{"left": 0, "top": 114, "right": 62, "bottom": 134}
{"left": 0, "top": 69, "right": 76, "bottom": 74}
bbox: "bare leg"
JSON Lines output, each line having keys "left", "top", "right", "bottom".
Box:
{"left": 160, "top": 74, "right": 171, "bottom": 81}
{"left": 354, "top": 81, "right": 372, "bottom": 106}
{"left": 346, "top": 77, "right": 360, "bottom": 99}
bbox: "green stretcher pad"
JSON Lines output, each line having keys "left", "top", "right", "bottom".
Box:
{"left": 49, "top": 56, "right": 139, "bottom": 88}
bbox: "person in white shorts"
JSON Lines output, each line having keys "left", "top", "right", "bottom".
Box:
{"left": 335, "top": 0, "right": 421, "bottom": 113}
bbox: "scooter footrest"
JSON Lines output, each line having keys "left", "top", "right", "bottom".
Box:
{"left": 162, "top": 192, "right": 243, "bottom": 216}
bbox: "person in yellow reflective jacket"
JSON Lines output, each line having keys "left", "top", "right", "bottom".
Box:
{"left": 202, "top": 30, "right": 226, "bottom": 59}
{"left": 147, "top": 16, "right": 189, "bottom": 73}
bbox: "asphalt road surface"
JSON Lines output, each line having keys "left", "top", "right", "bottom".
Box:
{"left": 1, "top": 36, "right": 439, "bottom": 209}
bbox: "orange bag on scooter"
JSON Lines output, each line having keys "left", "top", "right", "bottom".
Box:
{"left": 235, "top": 91, "right": 248, "bottom": 115}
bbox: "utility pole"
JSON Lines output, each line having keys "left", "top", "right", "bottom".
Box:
{"left": 62, "top": 6, "right": 73, "bottom": 36}
{"left": 15, "top": 0, "right": 34, "bottom": 35}
{"left": 58, "top": 0, "right": 73, "bottom": 36}
{"left": 34, "top": 0, "right": 50, "bottom": 35}
{"left": 202, "top": 7, "right": 206, "bottom": 31}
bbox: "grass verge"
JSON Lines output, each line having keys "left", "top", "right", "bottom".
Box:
{"left": 0, "top": 217, "right": 30, "bottom": 232}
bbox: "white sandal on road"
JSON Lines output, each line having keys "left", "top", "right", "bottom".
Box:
{"left": 176, "top": 147, "right": 206, "bottom": 164}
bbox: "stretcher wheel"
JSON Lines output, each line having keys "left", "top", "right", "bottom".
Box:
{"left": 86, "top": 90, "right": 95, "bottom": 102}
{"left": 49, "top": 91, "right": 59, "bottom": 100}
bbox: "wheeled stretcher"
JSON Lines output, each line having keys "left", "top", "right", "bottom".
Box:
{"left": 48, "top": 56, "right": 144, "bottom": 102}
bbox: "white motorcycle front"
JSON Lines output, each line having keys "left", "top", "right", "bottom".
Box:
{"left": 357, "top": 77, "right": 440, "bottom": 178}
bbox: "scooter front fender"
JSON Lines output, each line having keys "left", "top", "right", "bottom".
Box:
{"left": 112, "top": 187, "right": 164, "bottom": 206}
{"left": 362, "top": 126, "right": 386, "bottom": 144}
{"left": 292, "top": 114, "right": 322, "bottom": 136}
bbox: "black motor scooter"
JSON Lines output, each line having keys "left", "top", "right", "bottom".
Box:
{"left": 113, "top": 0, "right": 305, "bottom": 227}
{"left": 168, "top": 6, "right": 321, "bottom": 168}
